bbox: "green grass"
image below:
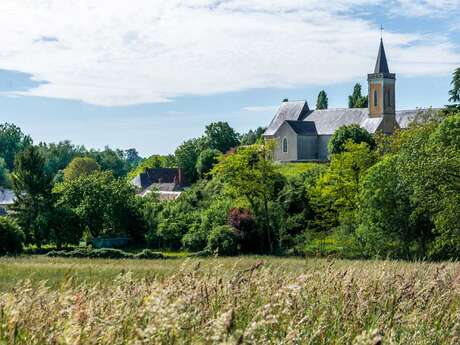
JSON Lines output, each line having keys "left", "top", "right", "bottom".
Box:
{"left": 275, "top": 162, "right": 323, "bottom": 178}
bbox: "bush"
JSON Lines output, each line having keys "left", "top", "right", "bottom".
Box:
{"left": 46, "top": 248, "right": 164, "bottom": 259}
{"left": 134, "top": 249, "right": 164, "bottom": 259}
{"left": 206, "top": 225, "right": 240, "bottom": 256}
{"left": 0, "top": 217, "right": 25, "bottom": 255}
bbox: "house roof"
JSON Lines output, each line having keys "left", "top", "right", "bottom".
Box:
{"left": 0, "top": 189, "right": 15, "bottom": 206}
{"left": 374, "top": 39, "right": 390, "bottom": 74}
{"left": 285, "top": 120, "right": 317, "bottom": 135}
{"left": 131, "top": 168, "right": 183, "bottom": 190}
{"left": 264, "top": 101, "right": 310, "bottom": 136}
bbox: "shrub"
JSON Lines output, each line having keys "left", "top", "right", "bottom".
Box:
{"left": 328, "top": 124, "right": 375, "bottom": 155}
{"left": 0, "top": 217, "right": 25, "bottom": 255}
{"left": 181, "top": 224, "right": 208, "bottom": 252}
{"left": 206, "top": 225, "right": 240, "bottom": 256}
{"left": 134, "top": 249, "right": 164, "bottom": 259}
{"left": 46, "top": 248, "right": 164, "bottom": 260}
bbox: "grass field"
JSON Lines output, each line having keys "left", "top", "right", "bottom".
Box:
{"left": 1, "top": 256, "right": 459, "bottom": 344}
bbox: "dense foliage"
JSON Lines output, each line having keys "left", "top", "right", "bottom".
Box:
{"left": 328, "top": 124, "right": 376, "bottom": 154}
{"left": 0, "top": 216, "right": 24, "bottom": 255}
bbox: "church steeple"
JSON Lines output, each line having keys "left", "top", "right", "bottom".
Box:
{"left": 374, "top": 39, "right": 390, "bottom": 74}
{"left": 368, "top": 38, "right": 398, "bottom": 133}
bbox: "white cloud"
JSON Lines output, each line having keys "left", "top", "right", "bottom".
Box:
{"left": 0, "top": 0, "right": 459, "bottom": 106}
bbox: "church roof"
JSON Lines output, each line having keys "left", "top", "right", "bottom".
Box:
{"left": 304, "top": 108, "right": 383, "bottom": 135}
{"left": 374, "top": 39, "right": 390, "bottom": 74}
{"left": 285, "top": 120, "right": 317, "bottom": 135}
{"left": 264, "top": 101, "right": 310, "bottom": 136}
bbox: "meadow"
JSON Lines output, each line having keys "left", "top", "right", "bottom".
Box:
{"left": 1, "top": 256, "right": 459, "bottom": 344}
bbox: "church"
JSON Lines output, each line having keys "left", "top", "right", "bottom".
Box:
{"left": 263, "top": 39, "right": 422, "bottom": 162}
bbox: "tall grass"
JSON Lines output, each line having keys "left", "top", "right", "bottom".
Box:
{"left": 1, "top": 258, "right": 459, "bottom": 344}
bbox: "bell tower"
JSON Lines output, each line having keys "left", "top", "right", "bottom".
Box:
{"left": 368, "top": 38, "right": 397, "bottom": 133}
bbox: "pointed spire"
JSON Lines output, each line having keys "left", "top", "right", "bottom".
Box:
{"left": 374, "top": 38, "right": 390, "bottom": 74}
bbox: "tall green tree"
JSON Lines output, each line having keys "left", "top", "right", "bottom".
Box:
{"left": 11, "top": 146, "right": 53, "bottom": 247}
{"left": 0, "top": 123, "right": 32, "bottom": 171}
{"left": 448, "top": 67, "right": 460, "bottom": 107}
{"left": 196, "top": 149, "right": 220, "bottom": 178}
{"left": 311, "top": 142, "right": 378, "bottom": 234}
{"left": 175, "top": 138, "right": 203, "bottom": 182}
{"left": 240, "top": 127, "right": 266, "bottom": 145}
{"left": 204, "top": 122, "right": 240, "bottom": 153}
{"left": 316, "top": 90, "right": 328, "bottom": 110}
{"left": 212, "top": 142, "right": 284, "bottom": 253}
{"left": 348, "top": 83, "right": 368, "bottom": 108}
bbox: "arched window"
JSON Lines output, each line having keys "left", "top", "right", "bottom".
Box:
{"left": 282, "top": 137, "right": 288, "bottom": 153}
{"left": 374, "top": 90, "right": 378, "bottom": 107}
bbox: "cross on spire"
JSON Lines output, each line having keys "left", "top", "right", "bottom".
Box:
{"left": 380, "top": 25, "right": 384, "bottom": 39}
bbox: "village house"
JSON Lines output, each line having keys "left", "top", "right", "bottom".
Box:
{"left": 263, "top": 39, "right": 425, "bottom": 162}
{"left": 131, "top": 167, "right": 186, "bottom": 200}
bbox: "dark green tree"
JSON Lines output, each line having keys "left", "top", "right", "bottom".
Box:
{"left": 0, "top": 123, "right": 32, "bottom": 171}
{"left": 240, "top": 127, "right": 266, "bottom": 145}
{"left": 348, "top": 83, "right": 368, "bottom": 108}
{"left": 11, "top": 146, "right": 53, "bottom": 247}
{"left": 316, "top": 90, "right": 328, "bottom": 110}
{"left": 196, "top": 149, "right": 220, "bottom": 178}
{"left": 328, "top": 124, "right": 376, "bottom": 155}
{"left": 0, "top": 217, "right": 25, "bottom": 255}
{"left": 89, "top": 147, "right": 129, "bottom": 178}
{"left": 448, "top": 67, "right": 460, "bottom": 107}
{"left": 204, "top": 122, "right": 240, "bottom": 153}
{"left": 38, "top": 141, "right": 86, "bottom": 178}
{"left": 0, "top": 158, "right": 11, "bottom": 188}
{"left": 175, "top": 138, "right": 202, "bottom": 182}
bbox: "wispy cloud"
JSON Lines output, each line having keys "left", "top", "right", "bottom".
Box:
{"left": 0, "top": 0, "right": 458, "bottom": 106}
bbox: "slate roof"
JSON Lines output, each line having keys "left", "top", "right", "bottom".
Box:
{"left": 285, "top": 120, "right": 317, "bottom": 135}
{"left": 304, "top": 108, "right": 380, "bottom": 135}
{"left": 374, "top": 39, "right": 390, "bottom": 74}
{"left": 131, "top": 168, "right": 183, "bottom": 190}
{"left": 264, "top": 101, "right": 426, "bottom": 137}
{"left": 264, "top": 101, "right": 310, "bottom": 136}
{"left": 0, "top": 189, "right": 15, "bottom": 206}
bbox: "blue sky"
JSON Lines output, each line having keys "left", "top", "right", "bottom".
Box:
{"left": 0, "top": 1, "right": 459, "bottom": 156}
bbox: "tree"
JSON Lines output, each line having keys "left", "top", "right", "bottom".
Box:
{"left": 89, "top": 147, "right": 129, "bottom": 178}
{"left": 448, "top": 67, "right": 460, "bottom": 106}
{"left": 175, "top": 138, "right": 202, "bottom": 182}
{"left": 328, "top": 124, "right": 376, "bottom": 155}
{"left": 0, "top": 158, "right": 11, "bottom": 188}
{"left": 204, "top": 122, "right": 240, "bottom": 153}
{"left": 39, "top": 141, "right": 86, "bottom": 178}
{"left": 55, "top": 171, "right": 145, "bottom": 239}
{"left": 316, "top": 90, "right": 328, "bottom": 110}
{"left": 125, "top": 148, "right": 142, "bottom": 167}
{"left": 63, "top": 157, "right": 100, "bottom": 181}
{"left": 348, "top": 83, "right": 368, "bottom": 108}
{"left": 212, "top": 142, "right": 284, "bottom": 253}
{"left": 0, "top": 123, "right": 32, "bottom": 171}
{"left": 196, "top": 149, "right": 220, "bottom": 178}
{"left": 396, "top": 112, "right": 460, "bottom": 258}
{"left": 240, "top": 127, "right": 266, "bottom": 145}
{"left": 0, "top": 217, "right": 25, "bottom": 255}
{"left": 311, "top": 142, "right": 378, "bottom": 234}
{"left": 11, "top": 146, "right": 53, "bottom": 247}
{"left": 357, "top": 155, "right": 432, "bottom": 259}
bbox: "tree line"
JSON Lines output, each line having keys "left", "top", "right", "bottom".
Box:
{"left": 1, "top": 68, "right": 459, "bottom": 258}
